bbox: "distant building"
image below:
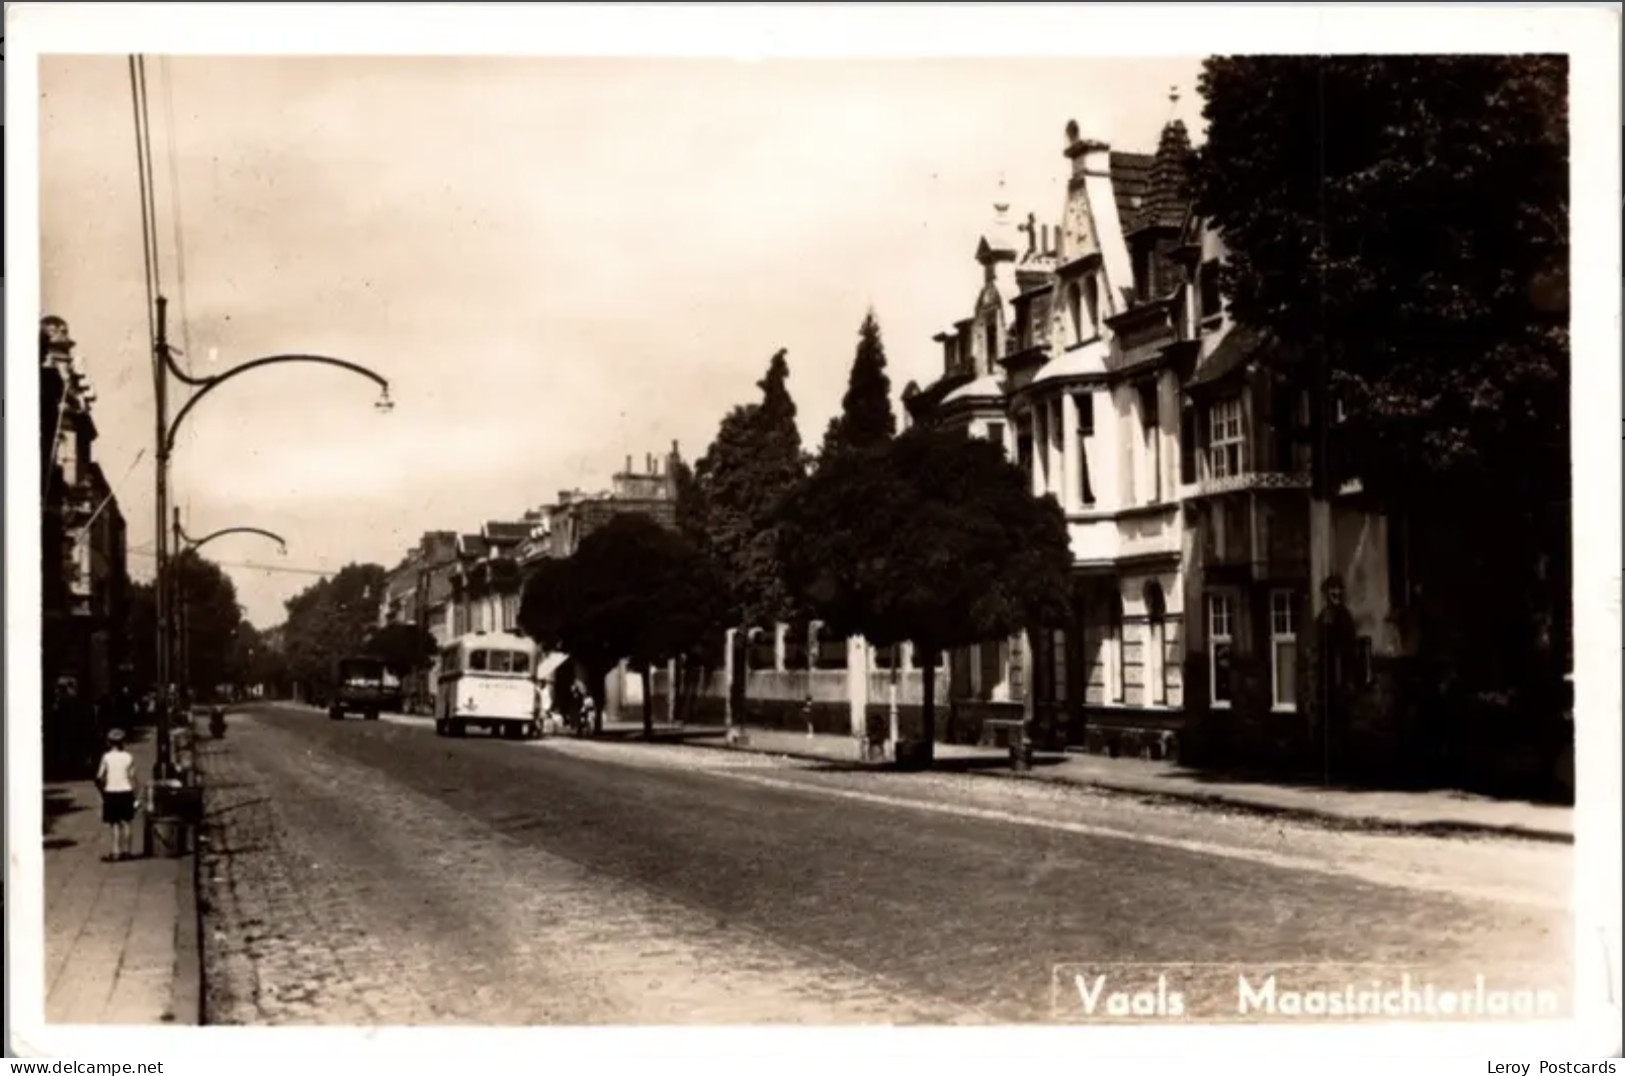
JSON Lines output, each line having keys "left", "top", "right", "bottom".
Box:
{"left": 40, "top": 316, "right": 130, "bottom": 778}
{"left": 373, "top": 444, "right": 685, "bottom": 719}
{"left": 544, "top": 444, "right": 683, "bottom": 558}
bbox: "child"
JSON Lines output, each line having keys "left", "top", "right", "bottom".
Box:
{"left": 95, "top": 729, "right": 139, "bottom": 861}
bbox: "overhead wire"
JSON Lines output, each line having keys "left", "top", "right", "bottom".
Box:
{"left": 161, "top": 56, "right": 194, "bottom": 378}
{"left": 125, "top": 548, "right": 339, "bottom": 579}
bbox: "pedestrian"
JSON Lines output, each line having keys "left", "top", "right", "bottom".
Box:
{"left": 95, "top": 728, "right": 139, "bottom": 862}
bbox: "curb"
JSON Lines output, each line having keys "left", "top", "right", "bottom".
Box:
{"left": 169, "top": 846, "right": 203, "bottom": 1025}
{"left": 669, "top": 734, "right": 1574, "bottom": 846}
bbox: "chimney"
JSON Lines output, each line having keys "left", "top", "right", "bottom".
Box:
{"left": 624, "top": 454, "right": 632, "bottom": 475}
{"left": 1040, "top": 225, "right": 1049, "bottom": 255}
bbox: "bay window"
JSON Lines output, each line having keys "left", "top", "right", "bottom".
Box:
{"left": 1207, "top": 397, "right": 1246, "bottom": 479}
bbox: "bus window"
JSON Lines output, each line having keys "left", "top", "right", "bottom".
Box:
{"left": 441, "top": 647, "right": 459, "bottom": 674}
{"left": 470, "top": 650, "right": 489, "bottom": 672}
{"left": 510, "top": 652, "right": 531, "bottom": 675}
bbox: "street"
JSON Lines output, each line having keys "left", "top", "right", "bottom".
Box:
{"left": 195, "top": 703, "right": 1571, "bottom": 1025}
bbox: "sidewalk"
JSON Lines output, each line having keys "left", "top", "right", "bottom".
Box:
{"left": 661, "top": 725, "right": 1575, "bottom": 844}
{"left": 42, "top": 727, "right": 201, "bottom": 1024}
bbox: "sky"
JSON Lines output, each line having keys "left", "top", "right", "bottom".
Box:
{"left": 40, "top": 51, "right": 1210, "bottom": 627}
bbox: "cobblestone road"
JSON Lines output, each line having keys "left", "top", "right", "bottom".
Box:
{"left": 197, "top": 719, "right": 973, "bottom": 1024}
{"left": 197, "top": 705, "right": 1571, "bottom": 1025}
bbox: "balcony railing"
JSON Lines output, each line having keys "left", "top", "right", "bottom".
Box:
{"left": 1192, "top": 470, "right": 1311, "bottom": 499}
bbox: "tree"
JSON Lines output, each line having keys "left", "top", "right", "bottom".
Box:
{"left": 169, "top": 549, "right": 248, "bottom": 698}
{"left": 685, "top": 349, "right": 809, "bottom": 729}
{"left": 688, "top": 349, "right": 806, "bottom": 629}
{"left": 777, "top": 427, "right": 1074, "bottom": 765}
{"left": 1188, "top": 55, "right": 1570, "bottom": 733}
{"left": 366, "top": 621, "right": 439, "bottom": 678}
{"left": 518, "top": 512, "right": 728, "bottom": 737}
{"left": 818, "top": 310, "right": 897, "bottom": 464}
{"left": 279, "top": 563, "right": 388, "bottom": 701}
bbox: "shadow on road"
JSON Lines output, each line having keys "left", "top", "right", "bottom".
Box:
{"left": 43, "top": 786, "right": 86, "bottom": 837}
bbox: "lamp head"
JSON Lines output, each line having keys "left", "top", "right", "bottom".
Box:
{"left": 375, "top": 390, "right": 395, "bottom": 414}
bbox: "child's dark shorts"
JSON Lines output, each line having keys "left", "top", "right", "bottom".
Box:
{"left": 102, "top": 791, "right": 136, "bottom": 825}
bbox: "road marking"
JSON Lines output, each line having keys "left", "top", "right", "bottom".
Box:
{"left": 697, "top": 769, "right": 1565, "bottom": 914}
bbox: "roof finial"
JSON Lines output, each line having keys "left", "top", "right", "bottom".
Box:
{"left": 994, "top": 170, "right": 1009, "bottom": 213}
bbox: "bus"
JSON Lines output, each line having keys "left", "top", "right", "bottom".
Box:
{"left": 435, "top": 632, "right": 541, "bottom": 740}
{"left": 329, "top": 656, "right": 402, "bottom": 721}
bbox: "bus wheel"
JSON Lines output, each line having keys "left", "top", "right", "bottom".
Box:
{"left": 329, "top": 707, "right": 343, "bottom": 721}
{"left": 452, "top": 721, "right": 467, "bottom": 738}
{"left": 434, "top": 719, "right": 446, "bottom": 737}
{"left": 365, "top": 710, "right": 380, "bottom": 721}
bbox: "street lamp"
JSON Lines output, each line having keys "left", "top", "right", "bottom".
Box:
{"left": 172, "top": 512, "right": 287, "bottom": 710}
{"left": 148, "top": 294, "right": 391, "bottom": 777}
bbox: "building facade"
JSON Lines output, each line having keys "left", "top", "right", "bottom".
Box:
{"left": 901, "top": 110, "right": 1412, "bottom": 772}
{"left": 1175, "top": 211, "right": 1414, "bottom": 775}
{"left": 41, "top": 316, "right": 131, "bottom": 778}
{"left": 904, "top": 118, "right": 1196, "bottom": 757}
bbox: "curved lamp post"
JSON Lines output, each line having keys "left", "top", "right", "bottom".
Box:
{"left": 171, "top": 512, "right": 287, "bottom": 707}
{"left": 149, "top": 294, "right": 391, "bottom": 775}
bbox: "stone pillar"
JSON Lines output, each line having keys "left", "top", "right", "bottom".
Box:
{"left": 848, "top": 635, "right": 869, "bottom": 758}
{"left": 1049, "top": 396, "right": 1066, "bottom": 503}
{"left": 1031, "top": 405, "right": 1047, "bottom": 498}
{"left": 1092, "top": 387, "right": 1121, "bottom": 510}
{"left": 1016, "top": 629, "right": 1036, "bottom": 770}
{"left": 723, "top": 627, "right": 738, "bottom": 732}
{"left": 1061, "top": 390, "right": 1082, "bottom": 513}
{"left": 773, "top": 622, "right": 788, "bottom": 671}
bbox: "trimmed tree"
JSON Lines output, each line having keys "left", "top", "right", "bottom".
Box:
{"left": 776, "top": 426, "right": 1074, "bottom": 766}
{"left": 518, "top": 512, "right": 729, "bottom": 738}
{"left": 818, "top": 310, "right": 897, "bottom": 465}
{"left": 1188, "top": 54, "right": 1570, "bottom": 763}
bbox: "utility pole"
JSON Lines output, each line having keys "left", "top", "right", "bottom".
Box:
{"left": 153, "top": 296, "right": 173, "bottom": 776}
{"left": 173, "top": 508, "right": 190, "bottom": 710}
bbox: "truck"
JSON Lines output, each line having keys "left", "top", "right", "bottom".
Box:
{"left": 328, "top": 656, "right": 402, "bottom": 721}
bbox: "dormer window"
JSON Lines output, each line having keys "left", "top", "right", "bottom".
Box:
{"left": 1066, "top": 282, "right": 1084, "bottom": 344}
{"left": 1084, "top": 274, "right": 1100, "bottom": 335}
{"left": 1132, "top": 244, "right": 1151, "bottom": 303}
{"left": 984, "top": 319, "right": 999, "bottom": 371}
